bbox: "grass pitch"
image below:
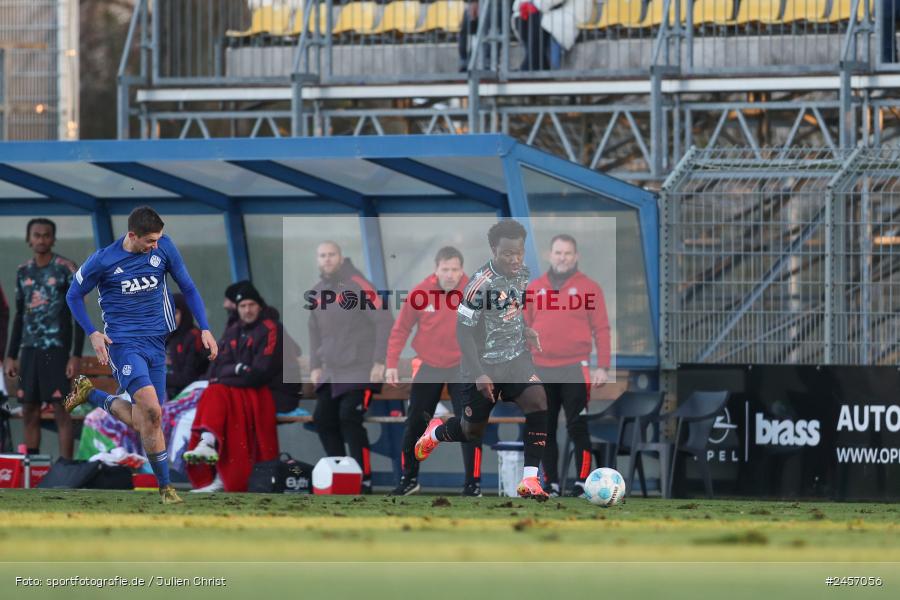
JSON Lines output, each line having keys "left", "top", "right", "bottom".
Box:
{"left": 0, "top": 489, "right": 898, "bottom": 599}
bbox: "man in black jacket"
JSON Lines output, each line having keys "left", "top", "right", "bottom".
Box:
{"left": 184, "top": 282, "right": 282, "bottom": 479}
{"left": 165, "top": 293, "right": 209, "bottom": 399}
{"left": 307, "top": 241, "right": 393, "bottom": 493}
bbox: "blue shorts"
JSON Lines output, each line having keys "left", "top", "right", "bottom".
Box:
{"left": 108, "top": 335, "right": 168, "bottom": 403}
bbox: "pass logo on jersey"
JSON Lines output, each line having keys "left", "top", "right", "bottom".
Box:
{"left": 120, "top": 275, "right": 160, "bottom": 295}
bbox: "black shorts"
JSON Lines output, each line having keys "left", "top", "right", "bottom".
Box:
{"left": 460, "top": 352, "right": 543, "bottom": 422}
{"left": 16, "top": 347, "right": 71, "bottom": 404}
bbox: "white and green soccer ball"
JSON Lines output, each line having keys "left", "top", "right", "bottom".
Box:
{"left": 583, "top": 467, "right": 626, "bottom": 507}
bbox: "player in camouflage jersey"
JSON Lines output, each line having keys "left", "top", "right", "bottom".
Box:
{"left": 4, "top": 219, "right": 84, "bottom": 458}
{"left": 413, "top": 220, "right": 550, "bottom": 500}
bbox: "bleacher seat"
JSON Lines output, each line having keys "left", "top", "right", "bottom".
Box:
{"left": 642, "top": 0, "right": 686, "bottom": 28}
{"left": 414, "top": 0, "right": 466, "bottom": 34}
{"left": 692, "top": 0, "right": 735, "bottom": 25}
{"left": 579, "top": 0, "right": 645, "bottom": 30}
{"left": 778, "top": 0, "right": 830, "bottom": 23}
{"left": 809, "top": 0, "right": 871, "bottom": 23}
{"left": 291, "top": 4, "right": 334, "bottom": 35}
{"left": 226, "top": 6, "right": 292, "bottom": 38}
{"left": 373, "top": 1, "right": 423, "bottom": 35}
{"left": 332, "top": 1, "right": 380, "bottom": 36}
{"left": 727, "top": 0, "right": 784, "bottom": 24}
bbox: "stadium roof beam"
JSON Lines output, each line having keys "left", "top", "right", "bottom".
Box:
{"left": 0, "top": 135, "right": 660, "bottom": 369}
{"left": 94, "top": 162, "right": 250, "bottom": 282}
{"left": 365, "top": 158, "right": 506, "bottom": 210}
{"left": 0, "top": 164, "right": 114, "bottom": 249}
{"left": 0, "top": 164, "right": 96, "bottom": 212}
{"left": 229, "top": 160, "right": 365, "bottom": 211}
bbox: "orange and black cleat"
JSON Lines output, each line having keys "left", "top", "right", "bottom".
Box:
{"left": 516, "top": 476, "right": 549, "bottom": 501}
{"left": 414, "top": 418, "right": 443, "bottom": 462}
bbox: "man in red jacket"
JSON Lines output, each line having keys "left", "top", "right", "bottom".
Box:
{"left": 525, "top": 234, "right": 611, "bottom": 497}
{"left": 385, "top": 246, "right": 483, "bottom": 496}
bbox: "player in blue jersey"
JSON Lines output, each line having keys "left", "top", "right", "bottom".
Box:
{"left": 62, "top": 207, "right": 218, "bottom": 504}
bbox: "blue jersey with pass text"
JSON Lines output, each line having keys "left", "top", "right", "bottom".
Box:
{"left": 73, "top": 235, "right": 187, "bottom": 340}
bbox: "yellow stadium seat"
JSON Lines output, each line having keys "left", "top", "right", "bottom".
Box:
{"left": 778, "top": 0, "right": 830, "bottom": 23}
{"left": 415, "top": 0, "right": 466, "bottom": 33}
{"left": 332, "top": 1, "right": 379, "bottom": 35}
{"left": 291, "top": 4, "right": 333, "bottom": 35}
{"left": 579, "top": 0, "right": 645, "bottom": 30}
{"left": 693, "top": 0, "right": 735, "bottom": 25}
{"left": 727, "top": 0, "right": 784, "bottom": 25}
{"left": 809, "top": 0, "right": 871, "bottom": 23}
{"left": 226, "top": 6, "right": 292, "bottom": 38}
{"left": 373, "top": 1, "right": 423, "bottom": 34}
{"left": 642, "top": 0, "right": 687, "bottom": 28}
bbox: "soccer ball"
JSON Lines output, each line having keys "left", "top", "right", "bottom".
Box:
{"left": 583, "top": 467, "right": 626, "bottom": 507}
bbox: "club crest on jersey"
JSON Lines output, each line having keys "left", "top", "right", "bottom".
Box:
{"left": 149, "top": 255, "right": 161, "bottom": 268}
{"left": 122, "top": 365, "right": 133, "bottom": 376}
{"left": 120, "top": 275, "right": 159, "bottom": 294}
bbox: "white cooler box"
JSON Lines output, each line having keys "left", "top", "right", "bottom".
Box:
{"left": 312, "top": 456, "right": 363, "bottom": 495}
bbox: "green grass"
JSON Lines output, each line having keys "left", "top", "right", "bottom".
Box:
{"left": 1, "top": 490, "right": 898, "bottom": 599}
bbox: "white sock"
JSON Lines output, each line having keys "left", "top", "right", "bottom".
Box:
{"left": 523, "top": 466, "right": 539, "bottom": 479}
{"left": 200, "top": 431, "right": 217, "bottom": 448}
{"left": 429, "top": 428, "right": 439, "bottom": 442}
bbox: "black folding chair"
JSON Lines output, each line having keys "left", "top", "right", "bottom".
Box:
{"left": 560, "top": 390, "right": 663, "bottom": 496}
{"left": 665, "top": 390, "right": 730, "bottom": 499}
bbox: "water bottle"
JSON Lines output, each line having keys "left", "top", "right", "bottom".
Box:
{"left": 23, "top": 453, "right": 31, "bottom": 489}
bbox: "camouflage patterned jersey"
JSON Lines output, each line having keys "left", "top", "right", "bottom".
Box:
{"left": 457, "top": 260, "right": 530, "bottom": 364}
{"left": 6, "top": 254, "right": 83, "bottom": 357}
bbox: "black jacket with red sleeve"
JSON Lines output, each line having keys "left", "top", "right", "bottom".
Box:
{"left": 208, "top": 315, "right": 282, "bottom": 388}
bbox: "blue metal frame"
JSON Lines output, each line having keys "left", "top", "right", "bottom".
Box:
{"left": 0, "top": 135, "right": 660, "bottom": 368}
{"left": 507, "top": 144, "right": 661, "bottom": 365}
{"left": 231, "top": 160, "right": 365, "bottom": 210}
{"left": 501, "top": 153, "right": 542, "bottom": 277}
{"left": 95, "top": 162, "right": 250, "bottom": 281}
{"left": 367, "top": 158, "right": 506, "bottom": 210}
{"left": 0, "top": 164, "right": 96, "bottom": 211}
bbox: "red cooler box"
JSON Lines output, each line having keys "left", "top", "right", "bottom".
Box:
{"left": 312, "top": 457, "right": 362, "bottom": 495}
{"left": 0, "top": 454, "right": 52, "bottom": 488}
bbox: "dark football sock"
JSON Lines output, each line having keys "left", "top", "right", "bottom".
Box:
{"left": 435, "top": 417, "right": 466, "bottom": 442}
{"left": 524, "top": 410, "right": 548, "bottom": 469}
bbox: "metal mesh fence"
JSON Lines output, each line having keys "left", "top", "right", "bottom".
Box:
{"left": 0, "top": 0, "right": 60, "bottom": 140}
{"left": 662, "top": 146, "right": 900, "bottom": 366}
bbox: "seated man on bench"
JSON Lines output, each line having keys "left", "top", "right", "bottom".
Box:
{"left": 183, "top": 282, "right": 281, "bottom": 493}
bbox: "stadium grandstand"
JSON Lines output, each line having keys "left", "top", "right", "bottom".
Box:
{"left": 0, "top": 0, "right": 78, "bottom": 141}
{"left": 118, "top": 0, "right": 897, "bottom": 182}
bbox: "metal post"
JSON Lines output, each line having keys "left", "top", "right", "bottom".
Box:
{"left": 151, "top": 0, "right": 160, "bottom": 83}
{"left": 860, "top": 175, "right": 871, "bottom": 364}
{"left": 501, "top": 152, "right": 539, "bottom": 275}
{"left": 826, "top": 146, "right": 863, "bottom": 364}
{"left": 359, "top": 207, "right": 388, "bottom": 290}
{"left": 117, "top": 77, "right": 130, "bottom": 140}
{"left": 325, "top": 0, "right": 334, "bottom": 81}
{"left": 139, "top": 0, "right": 148, "bottom": 79}
{"left": 91, "top": 203, "right": 114, "bottom": 249}
{"left": 500, "top": 0, "right": 510, "bottom": 81}
{"left": 839, "top": 64, "right": 854, "bottom": 150}
{"left": 468, "top": 75, "right": 480, "bottom": 134}
{"left": 824, "top": 181, "right": 835, "bottom": 365}
{"left": 225, "top": 206, "right": 251, "bottom": 282}
{"left": 650, "top": 66, "right": 664, "bottom": 178}
{"left": 291, "top": 75, "right": 305, "bottom": 137}
{"left": 140, "top": 104, "right": 150, "bottom": 139}
{"left": 489, "top": 0, "right": 499, "bottom": 73}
